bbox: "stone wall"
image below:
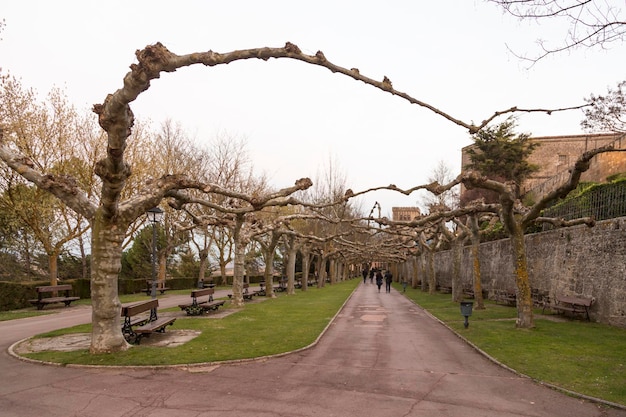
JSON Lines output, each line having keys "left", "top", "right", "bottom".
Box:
{"left": 431, "top": 217, "right": 626, "bottom": 327}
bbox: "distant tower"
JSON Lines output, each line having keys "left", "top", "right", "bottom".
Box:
{"left": 392, "top": 207, "right": 421, "bottom": 222}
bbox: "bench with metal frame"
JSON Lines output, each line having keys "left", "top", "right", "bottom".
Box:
{"left": 121, "top": 299, "right": 176, "bottom": 344}
{"left": 494, "top": 288, "right": 517, "bottom": 306}
{"left": 178, "top": 288, "right": 225, "bottom": 316}
{"left": 29, "top": 285, "right": 80, "bottom": 310}
{"left": 227, "top": 283, "right": 261, "bottom": 300}
{"left": 144, "top": 280, "right": 170, "bottom": 296}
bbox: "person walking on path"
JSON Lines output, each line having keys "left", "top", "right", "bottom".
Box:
{"left": 384, "top": 270, "right": 393, "bottom": 293}
{"left": 375, "top": 270, "right": 383, "bottom": 292}
{"left": 369, "top": 268, "right": 375, "bottom": 284}
{"left": 362, "top": 268, "right": 368, "bottom": 284}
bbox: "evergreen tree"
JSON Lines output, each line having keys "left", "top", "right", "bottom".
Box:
{"left": 464, "top": 118, "right": 539, "bottom": 199}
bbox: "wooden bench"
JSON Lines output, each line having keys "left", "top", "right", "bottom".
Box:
{"left": 462, "top": 286, "right": 487, "bottom": 299}
{"left": 29, "top": 285, "right": 80, "bottom": 310}
{"left": 274, "top": 279, "right": 287, "bottom": 292}
{"left": 545, "top": 294, "right": 595, "bottom": 321}
{"left": 258, "top": 281, "right": 267, "bottom": 296}
{"left": 494, "top": 289, "right": 517, "bottom": 306}
{"left": 121, "top": 299, "right": 176, "bottom": 344}
{"left": 145, "top": 280, "right": 170, "bottom": 295}
{"left": 531, "top": 288, "right": 550, "bottom": 309}
{"left": 178, "top": 288, "right": 225, "bottom": 316}
{"left": 463, "top": 286, "right": 474, "bottom": 298}
{"left": 227, "top": 283, "right": 260, "bottom": 300}
{"left": 438, "top": 285, "right": 452, "bottom": 294}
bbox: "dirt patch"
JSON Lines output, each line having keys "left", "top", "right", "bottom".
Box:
{"left": 14, "top": 329, "right": 202, "bottom": 353}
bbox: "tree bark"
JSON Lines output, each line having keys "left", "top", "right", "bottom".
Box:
{"left": 469, "top": 216, "right": 485, "bottom": 309}
{"left": 78, "top": 233, "right": 88, "bottom": 280}
{"left": 328, "top": 258, "right": 336, "bottom": 284}
{"left": 158, "top": 251, "right": 167, "bottom": 282}
{"left": 510, "top": 227, "right": 534, "bottom": 328}
{"left": 261, "top": 237, "right": 279, "bottom": 299}
{"left": 427, "top": 250, "right": 436, "bottom": 295}
{"left": 451, "top": 240, "right": 464, "bottom": 303}
{"left": 231, "top": 216, "right": 246, "bottom": 307}
{"left": 262, "top": 254, "right": 277, "bottom": 299}
{"left": 47, "top": 253, "right": 59, "bottom": 286}
{"left": 90, "top": 212, "right": 129, "bottom": 353}
{"left": 411, "top": 256, "right": 419, "bottom": 289}
{"left": 300, "top": 247, "right": 311, "bottom": 292}
{"left": 316, "top": 256, "right": 326, "bottom": 288}
{"left": 198, "top": 249, "right": 208, "bottom": 285}
{"left": 419, "top": 252, "right": 427, "bottom": 291}
{"left": 219, "top": 261, "right": 228, "bottom": 286}
{"left": 285, "top": 239, "right": 297, "bottom": 294}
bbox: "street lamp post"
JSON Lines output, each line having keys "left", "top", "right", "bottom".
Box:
{"left": 146, "top": 207, "right": 164, "bottom": 299}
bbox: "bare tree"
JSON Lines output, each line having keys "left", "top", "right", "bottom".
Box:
{"left": 207, "top": 133, "right": 256, "bottom": 285}
{"left": 421, "top": 160, "right": 459, "bottom": 212}
{"left": 438, "top": 219, "right": 469, "bottom": 303}
{"left": 0, "top": 77, "right": 95, "bottom": 284}
{"left": 357, "top": 145, "right": 618, "bottom": 329}
{"left": 441, "top": 214, "right": 499, "bottom": 308}
{"left": 0, "top": 41, "right": 593, "bottom": 353}
{"left": 488, "top": 0, "right": 626, "bottom": 62}
{"left": 582, "top": 80, "right": 626, "bottom": 133}
{"left": 460, "top": 145, "right": 622, "bottom": 328}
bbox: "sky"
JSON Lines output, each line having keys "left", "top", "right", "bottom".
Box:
{"left": 2, "top": 1, "right": 625, "bottom": 218}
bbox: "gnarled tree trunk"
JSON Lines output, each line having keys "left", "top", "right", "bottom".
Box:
{"left": 510, "top": 227, "right": 534, "bottom": 328}
{"left": 231, "top": 214, "right": 246, "bottom": 307}
{"left": 469, "top": 216, "right": 485, "bottom": 309}
{"left": 90, "top": 213, "right": 129, "bottom": 353}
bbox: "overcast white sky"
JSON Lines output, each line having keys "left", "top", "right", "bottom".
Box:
{"left": 2, "top": 1, "right": 624, "bottom": 217}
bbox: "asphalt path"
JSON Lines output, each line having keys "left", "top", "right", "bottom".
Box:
{"left": 1, "top": 283, "right": 624, "bottom": 417}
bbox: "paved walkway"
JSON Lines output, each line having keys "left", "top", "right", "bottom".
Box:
{"left": 1, "top": 283, "right": 624, "bottom": 417}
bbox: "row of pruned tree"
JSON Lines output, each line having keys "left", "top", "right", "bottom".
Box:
{"left": 356, "top": 112, "right": 624, "bottom": 328}
{"left": 0, "top": 34, "right": 623, "bottom": 354}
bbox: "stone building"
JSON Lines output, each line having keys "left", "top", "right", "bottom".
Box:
{"left": 391, "top": 206, "right": 421, "bottom": 221}
{"left": 460, "top": 132, "right": 626, "bottom": 201}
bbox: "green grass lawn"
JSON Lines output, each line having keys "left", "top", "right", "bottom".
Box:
{"left": 13, "top": 279, "right": 626, "bottom": 407}
{"left": 0, "top": 310, "right": 52, "bottom": 321}
{"left": 23, "top": 280, "right": 358, "bottom": 367}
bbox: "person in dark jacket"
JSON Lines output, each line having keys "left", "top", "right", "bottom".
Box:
{"left": 369, "top": 269, "right": 375, "bottom": 284}
{"left": 375, "top": 270, "right": 383, "bottom": 292}
{"left": 384, "top": 270, "right": 393, "bottom": 293}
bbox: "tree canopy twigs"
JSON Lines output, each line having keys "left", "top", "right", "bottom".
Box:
{"left": 0, "top": 127, "right": 96, "bottom": 219}
{"left": 488, "top": 0, "right": 626, "bottom": 62}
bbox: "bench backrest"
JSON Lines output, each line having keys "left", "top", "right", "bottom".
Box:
{"left": 36, "top": 284, "right": 73, "bottom": 293}
{"left": 121, "top": 299, "right": 159, "bottom": 317}
{"left": 191, "top": 288, "right": 214, "bottom": 298}
{"left": 557, "top": 295, "right": 594, "bottom": 307}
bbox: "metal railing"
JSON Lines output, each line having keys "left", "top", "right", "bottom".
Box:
{"left": 542, "top": 180, "right": 626, "bottom": 222}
